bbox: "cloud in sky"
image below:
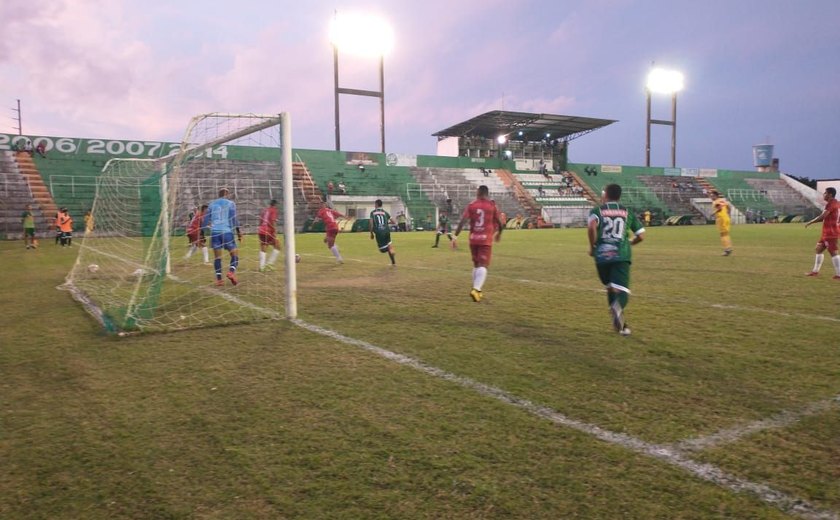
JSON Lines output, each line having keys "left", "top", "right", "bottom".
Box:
{"left": 1, "top": 0, "right": 839, "bottom": 177}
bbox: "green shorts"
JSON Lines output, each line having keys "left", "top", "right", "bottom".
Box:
{"left": 24, "top": 228, "right": 35, "bottom": 238}
{"left": 596, "top": 261, "right": 631, "bottom": 293}
{"left": 373, "top": 230, "right": 392, "bottom": 252}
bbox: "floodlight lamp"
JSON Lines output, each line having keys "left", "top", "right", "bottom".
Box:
{"left": 518, "top": 131, "right": 523, "bottom": 136}
{"left": 330, "top": 13, "right": 394, "bottom": 57}
{"left": 497, "top": 135, "right": 507, "bottom": 144}
{"left": 646, "top": 68, "right": 684, "bottom": 94}
{"left": 545, "top": 133, "right": 551, "bottom": 138}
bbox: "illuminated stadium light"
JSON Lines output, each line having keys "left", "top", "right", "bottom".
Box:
{"left": 645, "top": 67, "right": 685, "bottom": 167}
{"left": 330, "top": 13, "right": 394, "bottom": 57}
{"left": 330, "top": 12, "right": 393, "bottom": 153}
{"left": 497, "top": 135, "right": 507, "bottom": 144}
{"left": 646, "top": 68, "right": 684, "bottom": 94}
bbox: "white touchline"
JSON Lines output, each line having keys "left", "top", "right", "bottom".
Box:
{"left": 670, "top": 394, "right": 840, "bottom": 453}
{"left": 292, "top": 318, "right": 839, "bottom": 520}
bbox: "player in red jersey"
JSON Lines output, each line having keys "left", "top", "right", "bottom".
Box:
{"left": 453, "top": 185, "right": 503, "bottom": 302}
{"left": 185, "top": 204, "right": 209, "bottom": 263}
{"left": 316, "top": 200, "right": 345, "bottom": 264}
{"left": 258, "top": 199, "right": 280, "bottom": 272}
{"left": 804, "top": 187, "right": 840, "bottom": 279}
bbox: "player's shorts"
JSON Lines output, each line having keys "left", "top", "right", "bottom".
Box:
{"left": 470, "top": 244, "right": 493, "bottom": 267}
{"left": 818, "top": 237, "right": 838, "bottom": 254}
{"left": 373, "top": 230, "right": 391, "bottom": 252}
{"left": 437, "top": 226, "right": 450, "bottom": 235}
{"left": 258, "top": 232, "right": 277, "bottom": 247}
{"left": 24, "top": 228, "right": 35, "bottom": 238}
{"left": 211, "top": 232, "right": 236, "bottom": 251}
{"left": 187, "top": 231, "right": 205, "bottom": 246}
{"left": 716, "top": 218, "right": 731, "bottom": 235}
{"left": 596, "top": 261, "right": 631, "bottom": 294}
{"left": 325, "top": 228, "right": 338, "bottom": 247}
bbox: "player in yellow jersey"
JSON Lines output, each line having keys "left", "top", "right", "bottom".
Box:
{"left": 711, "top": 191, "right": 733, "bottom": 256}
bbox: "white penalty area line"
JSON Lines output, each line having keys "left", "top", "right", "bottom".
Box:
{"left": 671, "top": 394, "right": 840, "bottom": 453}
{"left": 292, "top": 318, "right": 838, "bottom": 520}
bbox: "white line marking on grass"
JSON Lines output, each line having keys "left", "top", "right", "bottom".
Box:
{"left": 291, "top": 318, "right": 839, "bottom": 520}
{"left": 672, "top": 394, "right": 840, "bottom": 453}
{"left": 324, "top": 256, "right": 840, "bottom": 324}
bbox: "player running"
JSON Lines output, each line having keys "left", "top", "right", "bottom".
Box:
{"left": 588, "top": 183, "right": 645, "bottom": 336}
{"left": 202, "top": 188, "right": 241, "bottom": 286}
{"left": 453, "top": 185, "right": 503, "bottom": 302}
{"left": 185, "top": 204, "right": 209, "bottom": 264}
{"left": 258, "top": 199, "right": 281, "bottom": 272}
{"left": 711, "top": 190, "right": 733, "bottom": 256}
{"left": 369, "top": 199, "right": 396, "bottom": 265}
{"left": 316, "top": 200, "right": 345, "bottom": 264}
{"left": 804, "top": 187, "right": 840, "bottom": 279}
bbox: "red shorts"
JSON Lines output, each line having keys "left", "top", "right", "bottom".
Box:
{"left": 259, "top": 232, "right": 276, "bottom": 247}
{"left": 325, "top": 229, "right": 338, "bottom": 247}
{"left": 187, "top": 231, "right": 204, "bottom": 246}
{"left": 818, "top": 237, "right": 838, "bottom": 254}
{"left": 470, "top": 244, "right": 493, "bottom": 267}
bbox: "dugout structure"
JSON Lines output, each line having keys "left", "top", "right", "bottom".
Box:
{"left": 63, "top": 113, "right": 297, "bottom": 333}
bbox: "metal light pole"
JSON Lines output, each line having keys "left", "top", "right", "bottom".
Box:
{"left": 330, "top": 13, "right": 392, "bottom": 154}
{"left": 645, "top": 68, "right": 684, "bottom": 168}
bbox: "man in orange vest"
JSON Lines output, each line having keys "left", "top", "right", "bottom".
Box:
{"left": 57, "top": 208, "right": 74, "bottom": 247}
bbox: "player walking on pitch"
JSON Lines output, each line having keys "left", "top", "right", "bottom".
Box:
{"left": 453, "top": 185, "right": 503, "bottom": 302}
{"left": 711, "top": 190, "right": 733, "bottom": 256}
{"left": 316, "top": 200, "right": 345, "bottom": 264}
{"left": 804, "top": 187, "right": 840, "bottom": 279}
{"left": 588, "top": 183, "right": 645, "bottom": 336}
{"left": 185, "top": 204, "right": 209, "bottom": 264}
{"left": 202, "top": 188, "right": 242, "bottom": 286}
{"left": 369, "top": 199, "right": 396, "bottom": 265}
{"left": 258, "top": 199, "right": 281, "bottom": 272}
{"left": 432, "top": 211, "right": 454, "bottom": 248}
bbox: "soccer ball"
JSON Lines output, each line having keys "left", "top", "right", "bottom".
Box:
{"left": 87, "top": 264, "right": 100, "bottom": 273}
{"left": 132, "top": 268, "right": 146, "bottom": 278}
{"left": 295, "top": 254, "right": 301, "bottom": 263}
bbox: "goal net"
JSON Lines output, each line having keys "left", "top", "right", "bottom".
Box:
{"left": 63, "top": 113, "right": 297, "bottom": 333}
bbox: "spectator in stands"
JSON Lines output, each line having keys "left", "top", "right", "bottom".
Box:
{"left": 487, "top": 169, "right": 492, "bottom": 176}
{"left": 337, "top": 181, "right": 347, "bottom": 195}
{"left": 396, "top": 212, "right": 407, "bottom": 232}
{"left": 745, "top": 208, "right": 754, "bottom": 224}
{"left": 327, "top": 181, "right": 334, "bottom": 195}
{"left": 21, "top": 204, "right": 36, "bottom": 249}
{"left": 480, "top": 167, "right": 488, "bottom": 177}
{"left": 643, "top": 209, "right": 652, "bottom": 227}
{"left": 539, "top": 159, "right": 551, "bottom": 180}
{"left": 35, "top": 142, "right": 46, "bottom": 158}
{"left": 537, "top": 185, "right": 546, "bottom": 197}
{"left": 358, "top": 164, "right": 366, "bottom": 174}
{"left": 23, "top": 140, "right": 34, "bottom": 156}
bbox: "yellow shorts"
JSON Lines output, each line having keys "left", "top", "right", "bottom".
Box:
{"left": 716, "top": 218, "right": 730, "bottom": 234}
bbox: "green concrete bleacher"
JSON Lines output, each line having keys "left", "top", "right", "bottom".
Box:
{"left": 705, "top": 170, "right": 779, "bottom": 215}
{"left": 32, "top": 153, "right": 104, "bottom": 231}
{"left": 295, "top": 149, "right": 435, "bottom": 227}
{"left": 569, "top": 164, "right": 668, "bottom": 215}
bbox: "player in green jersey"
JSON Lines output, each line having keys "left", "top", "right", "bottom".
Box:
{"left": 432, "top": 211, "right": 454, "bottom": 248}
{"left": 369, "top": 199, "right": 396, "bottom": 265}
{"left": 587, "top": 183, "right": 645, "bottom": 336}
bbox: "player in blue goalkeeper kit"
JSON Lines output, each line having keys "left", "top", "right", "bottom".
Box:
{"left": 203, "top": 187, "right": 242, "bottom": 286}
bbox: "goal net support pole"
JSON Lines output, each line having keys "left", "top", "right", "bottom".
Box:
{"left": 281, "top": 112, "right": 297, "bottom": 319}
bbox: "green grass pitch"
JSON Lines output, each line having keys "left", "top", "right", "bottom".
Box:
{"left": 1, "top": 224, "right": 838, "bottom": 519}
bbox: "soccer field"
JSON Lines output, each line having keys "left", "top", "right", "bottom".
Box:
{"left": 1, "top": 224, "right": 838, "bottom": 519}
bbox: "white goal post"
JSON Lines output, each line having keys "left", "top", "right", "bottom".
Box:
{"left": 63, "top": 112, "right": 297, "bottom": 333}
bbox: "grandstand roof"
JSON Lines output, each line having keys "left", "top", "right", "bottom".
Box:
{"left": 432, "top": 110, "right": 616, "bottom": 142}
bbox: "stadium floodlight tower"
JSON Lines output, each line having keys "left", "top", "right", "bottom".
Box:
{"left": 645, "top": 67, "right": 684, "bottom": 167}
{"left": 330, "top": 11, "right": 394, "bottom": 153}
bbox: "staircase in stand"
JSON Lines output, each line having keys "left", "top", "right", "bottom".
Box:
{"left": 292, "top": 162, "right": 324, "bottom": 223}
{"left": 495, "top": 169, "right": 541, "bottom": 218}
{"left": 14, "top": 152, "right": 58, "bottom": 220}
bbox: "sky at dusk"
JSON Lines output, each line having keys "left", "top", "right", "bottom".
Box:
{"left": 2, "top": 0, "right": 839, "bottom": 177}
